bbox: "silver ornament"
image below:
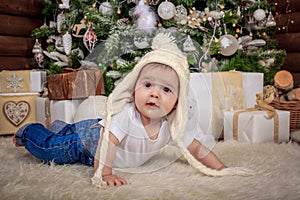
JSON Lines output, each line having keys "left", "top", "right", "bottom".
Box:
{"left": 133, "top": 36, "right": 149, "bottom": 49}
{"left": 253, "top": 9, "right": 266, "bottom": 21}
{"left": 183, "top": 35, "right": 195, "bottom": 52}
{"left": 62, "top": 32, "right": 72, "bottom": 55}
{"left": 174, "top": 5, "right": 188, "bottom": 25}
{"left": 266, "top": 12, "right": 276, "bottom": 27}
{"left": 158, "top": 1, "right": 176, "bottom": 20}
{"left": 56, "top": 13, "right": 65, "bottom": 33}
{"left": 99, "top": 2, "right": 113, "bottom": 16}
{"left": 219, "top": 34, "right": 239, "bottom": 56}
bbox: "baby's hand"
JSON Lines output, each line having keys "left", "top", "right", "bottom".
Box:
{"left": 102, "top": 174, "right": 127, "bottom": 186}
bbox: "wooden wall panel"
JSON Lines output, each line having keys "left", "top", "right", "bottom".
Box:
{"left": 0, "top": 0, "right": 42, "bottom": 71}
{"left": 0, "top": 0, "right": 42, "bottom": 16}
{"left": 271, "top": 0, "right": 300, "bottom": 14}
{"left": 292, "top": 73, "right": 300, "bottom": 87}
{"left": 272, "top": 32, "right": 300, "bottom": 53}
{"left": 0, "top": 36, "right": 34, "bottom": 57}
{"left": 281, "top": 52, "right": 300, "bottom": 72}
{"left": 0, "top": 14, "right": 42, "bottom": 36}
{"left": 0, "top": 57, "right": 32, "bottom": 71}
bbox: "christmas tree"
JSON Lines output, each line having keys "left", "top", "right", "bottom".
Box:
{"left": 31, "top": 0, "right": 286, "bottom": 95}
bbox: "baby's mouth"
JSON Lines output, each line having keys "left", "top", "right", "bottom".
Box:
{"left": 146, "top": 102, "right": 158, "bottom": 108}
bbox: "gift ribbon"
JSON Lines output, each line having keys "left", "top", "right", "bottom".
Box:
{"left": 44, "top": 98, "right": 51, "bottom": 129}
{"left": 41, "top": 88, "right": 51, "bottom": 129}
{"left": 233, "top": 93, "right": 279, "bottom": 142}
{"left": 212, "top": 71, "right": 244, "bottom": 138}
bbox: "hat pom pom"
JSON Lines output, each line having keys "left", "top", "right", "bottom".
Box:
{"left": 151, "top": 33, "right": 178, "bottom": 51}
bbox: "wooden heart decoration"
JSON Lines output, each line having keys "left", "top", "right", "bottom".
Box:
{"left": 3, "top": 101, "right": 30, "bottom": 126}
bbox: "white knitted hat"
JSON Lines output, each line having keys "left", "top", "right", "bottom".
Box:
{"left": 92, "top": 33, "right": 253, "bottom": 187}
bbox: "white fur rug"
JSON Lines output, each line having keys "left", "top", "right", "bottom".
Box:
{"left": 1, "top": 136, "right": 299, "bottom": 200}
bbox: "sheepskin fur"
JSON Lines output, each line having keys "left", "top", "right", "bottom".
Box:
{"left": 1, "top": 136, "right": 299, "bottom": 200}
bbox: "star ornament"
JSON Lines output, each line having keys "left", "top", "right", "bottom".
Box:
{"left": 6, "top": 72, "right": 24, "bottom": 92}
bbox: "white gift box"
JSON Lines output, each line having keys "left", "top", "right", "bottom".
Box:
{"left": 36, "top": 97, "right": 83, "bottom": 126}
{"left": 0, "top": 70, "right": 46, "bottom": 93}
{"left": 189, "top": 72, "right": 263, "bottom": 139}
{"left": 224, "top": 110, "right": 290, "bottom": 143}
{"left": 0, "top": 93, "right": 40, "bottom": 134}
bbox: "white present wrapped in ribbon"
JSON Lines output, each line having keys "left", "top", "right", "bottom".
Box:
{"left": 189, "top": 71, "right": 263, "bottom": 139}
{"left": 224, "top": 109, "right": 290, "bottom": 143}
{"left": 0, "top": 70, "right": 46, "bottom": 93}
{"left": 36, "top": 97, "right": 82, "bottom": 127}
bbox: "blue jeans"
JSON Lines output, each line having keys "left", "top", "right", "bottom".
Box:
{"left": 15, "top": 119, "right": 102, "bottom": 166}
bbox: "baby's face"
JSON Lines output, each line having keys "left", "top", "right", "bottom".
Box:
{"left": 134, "top": 64, "right": 179, "bottom": 123}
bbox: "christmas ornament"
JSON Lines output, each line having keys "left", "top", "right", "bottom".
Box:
{"left": 57, "top": 13, "right": 65, "bottom": 33}
{"left": 240, "top": 0, "right": 250, "bottom": 11}
{"left": 183, "top": 35, "right": 195, "bottom": 52}
{"left": 99, "top": 1, "right": 113, "bottom": 16}
{"left": 40, "top": 22, "right": 48, "bottom": 29}
{"left": 174, "top": 5, "right": 188, "bottom": 25}
{"left": 72, "top": 18, "right": 86, "bottom": 37}
{"left": 256, "top": 18, "right": 267, "bottom": 29}
{"left": 134, "top": 35, "right": 149, "bottom": 49}
{"left": 134, "top": 0, "right": 158, "bottom": 34}
{"left": 266, "top": 12, "right": 276, "bottom": 27}
{"left": 148, "top": 0, "right": 160, "bottom": 5}
{"left": 54, "top": 36, "right": 64, "bottom": 52}
{"left": 237, "top": 6, "right": 241, "bottom": 16}
{"left": 219, "top": 34, "right": 239, "bottom": 56}
{"left": 4, "top": 101, "right": 30, "bottom": 126}
{"left": 59, "top": 0, "right": 70, "bottom": 10}
{"left": 32, "top": 39, "right": 44, "bottom": 68}
{"left": 188, "top": 8, "right": 209, "bottom": 32}
{"left": 117, "top": 18, "right": 130, "bottom": 27}
{"left": 62, "top": 32, "right": 72, "bottom": 55}
{"left": 83, "top": 25, "right": 97, "bottom": 53}
{"left": 253, "top": 9, "right": 266, "bottom": 21}
{"left": 49, "top": 21, "right": 56, "bottom": 28}
{"left": 157, "top": 1, "right": 176, "bottom": 20}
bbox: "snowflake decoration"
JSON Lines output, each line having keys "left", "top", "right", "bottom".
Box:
{"left": 6, "top": 72, "right": 24, "bottom": 92}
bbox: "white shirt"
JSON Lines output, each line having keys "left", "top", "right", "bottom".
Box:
{"left": 99, "top": 102, "right": 206, "bottom": 168}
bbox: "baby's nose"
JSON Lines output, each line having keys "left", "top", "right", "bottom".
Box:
{"left": 150, "top": 87, "right": 160, "bottom": 98}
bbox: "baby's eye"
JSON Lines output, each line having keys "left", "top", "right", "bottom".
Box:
{"left": 144, "top": 82, "right": 152, "bottom": 88}
{"left": 162, "top": 87, "right": 172, "bottom": 93}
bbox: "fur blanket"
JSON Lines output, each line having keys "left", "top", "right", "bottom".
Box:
{"left": 1, "top": 136, "right": 299, "bottom": 200}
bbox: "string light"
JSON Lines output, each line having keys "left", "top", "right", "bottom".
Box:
{"left": 117, "top": 7, "right": 121, "bottom": 14}
{"left": 275, "top": 0, "right": 295, "bottom": 33}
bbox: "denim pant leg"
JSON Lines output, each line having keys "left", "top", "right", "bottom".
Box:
{"left": 71, "top": 119, "right": 102, "bottom": 165}
{"left": 49, "top": 120, "right": 72, "bottom": 135}
{"left": 15, "top": 119, "right": 101, "bottom": 166}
